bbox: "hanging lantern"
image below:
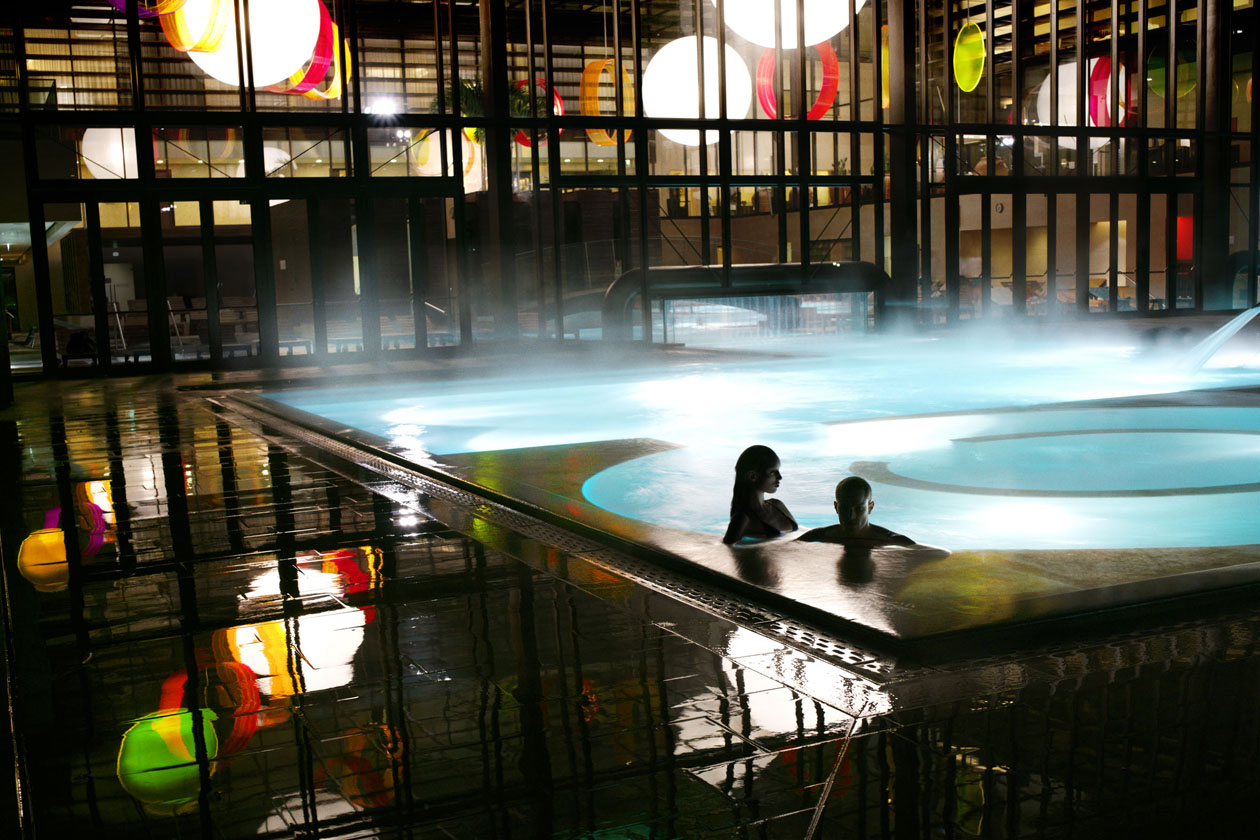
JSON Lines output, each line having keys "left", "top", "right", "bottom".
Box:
{"left": 642, "top": 36, "right": 752, "bottom": 146}
{"left": 266, "top": 1, "right": 348, "bottom": 101}
{"left": 754, "top": 43, "right": 839, "bottom": 120}
{"left": 1146, "top": 48, "right": 1196, "bottom": 100}
{"left": 709, "top": 0, "right": 868, "bottom": 49}
{"left": 116, "top": 709, "right": 219, "bottom": 814}
{"left": 880, "top": 25, "right": 890, "bottom": 109}
{"left": 80, "top": 128, "right": 139, "bottom": 180}
{"left": 579, "top": 59, "right": 635, "bottom": 146}
{"left": 512, "top": 78, "right": 565, "bottom": 147}
{"left": 1033, "top": 58, "right": 1128, "bottom": 150}
{"left": 411, "top": 129, "right": 484, "bottom": 193}
{"left": 953, "top": 22, "right": 985, "bottom": 93}
{"left": 16, "top": 528, "right": 68, "bottom": 592}
{"left": 174, "top": 0, "right": 323, "bottom": 87}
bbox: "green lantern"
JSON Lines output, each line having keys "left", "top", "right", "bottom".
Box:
{"left": 117, "top": 709, "right": 219, "bottom": 814}
{"left": 953, "top": 21, "right": 985, "bottom": 93}
{"left": 1147, "top": 49, "right": 1196, "bottom": 99}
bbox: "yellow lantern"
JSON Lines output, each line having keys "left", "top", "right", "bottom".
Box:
{"left": 579, "top": 59, "right": 635, "bottom": 146}
{"left": 16, "top": 528, "right": 69, "bottom": 593}
{"left": 953, "top": 21, "right": 985, "bottom": 94}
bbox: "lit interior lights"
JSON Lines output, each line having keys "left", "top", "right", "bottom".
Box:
{"left": 367, "top": 98, "right": 400, "bottom": 115}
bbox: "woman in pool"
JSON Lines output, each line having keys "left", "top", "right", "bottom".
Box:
{"left": 722, "top": 445, "right": 798, "bottom": 544}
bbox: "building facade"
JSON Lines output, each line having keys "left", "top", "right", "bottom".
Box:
{"left": 0, "top": 0, "right": 1257, "bottom": 384}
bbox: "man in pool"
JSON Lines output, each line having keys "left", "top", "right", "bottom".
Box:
{"left": 798, "top": 477, "right": 916, "bottom": 547}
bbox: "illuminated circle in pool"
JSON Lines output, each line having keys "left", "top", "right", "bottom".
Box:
{"left": 580, "top": 406, "right": 1260, "bottom": 550}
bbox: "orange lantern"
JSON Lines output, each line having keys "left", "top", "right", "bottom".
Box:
{"left": 579, "top": 59, "right": 634, "bottom": 146}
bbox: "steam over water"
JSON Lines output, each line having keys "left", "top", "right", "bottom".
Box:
{"left": 270, "top": 325, "right": 1260, "bottom": 551}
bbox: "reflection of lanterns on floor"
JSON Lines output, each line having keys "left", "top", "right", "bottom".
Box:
{"left": 258, "top": 790, "right": 357, "bottom": 834}
{"left": 780, "top": 740, "right": 852, "bottom": 802}
{"left": 16, "top": 529, "right": 69, "bottom": 592}
{"left": 543, "top": 551, "right": 636, "bottom": 602}
{"left": 116, "top": 709, "right": 219, "bottom": 815}
{"left": 18, "top": 486, "right": 116, "bottom": 592}
{"left": 209, "top": 549, "right": 377, "bottom": 700}
{"left": 498, "top": 674, "right": 601, "bottom": 726}
{"left": 314, "top": 724, "right": 405, "bottom": 810}
{"left": 213, "top": 607, "right": 366, "bottom": 698}
{"left": 161, "top": 663, "right": 265, "bottom": 755}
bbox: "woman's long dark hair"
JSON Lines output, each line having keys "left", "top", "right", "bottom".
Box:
{"left": 729, "top": 445, "right": 780, "bottom": 518}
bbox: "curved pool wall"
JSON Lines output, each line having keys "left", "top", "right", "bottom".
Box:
{"left": 257, "top": 332, "right": 1260, "bottom": 643}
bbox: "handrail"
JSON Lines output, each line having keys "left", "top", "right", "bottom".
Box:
{"left": 600, "top": 261, "right": 891, "bottom": 340}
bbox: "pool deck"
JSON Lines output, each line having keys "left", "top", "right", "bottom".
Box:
{"left": 235, "top": 381, "right": 1260, "bottom": 656}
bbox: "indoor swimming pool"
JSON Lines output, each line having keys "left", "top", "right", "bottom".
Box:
{"left": 264, "top": 328, "right": 1260, "bottom": 552}
{"left": 253, "top": 324, "right": 1260, "bottom": 641}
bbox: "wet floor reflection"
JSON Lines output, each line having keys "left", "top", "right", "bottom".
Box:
{"left": 4, "top": 384, "right": 1260, "bottom": 838}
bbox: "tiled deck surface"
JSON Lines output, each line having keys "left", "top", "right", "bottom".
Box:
{"left": 3, "top": 372, "right": 1260, "bottom": 838}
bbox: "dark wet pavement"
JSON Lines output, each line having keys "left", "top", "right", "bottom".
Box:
{"left": 4, "top": 374, "right": 1260, "bottom": 838}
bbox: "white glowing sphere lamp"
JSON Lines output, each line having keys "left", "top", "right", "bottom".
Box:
{"left": 1034, "top": 58, "right": 1128, "bottom": 151}
{"left": 184, "top": 0, "right": 322, "bottom": 88}
{"left": 643, "top": 36, "right": 752, "bottom": 146}
{"left": 411, "top": 130, "right": 485, "bottom": 194}
{"left": 710, "top": 0, "right": 867, "bottom": 49}
{"left": 81, "top": 128, "right": 138, "bottom": 180}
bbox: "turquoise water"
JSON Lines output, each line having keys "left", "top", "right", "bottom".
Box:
{"left": 266, "top": 334, "right": 1260, "bottom": 550}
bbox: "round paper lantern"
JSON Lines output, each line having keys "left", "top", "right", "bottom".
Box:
{"left": 642, "top": 36, "right": 751, "bottom": 146}
{"left": 953, "top": 22, "right": 985, "bottom": 93}
{"left": 81, "top": 128, "right": 139, "bottom": 180}
{"left": 411, "top": 129, "right": 485, "bottom": 193}
{"left": 709, "top": 0, "right": 867, "bottom": 49}
{"left": 16, "top": 528, "right": 68, "bottom": 592}
{"left": 1033, "top": 58, "right": 1128, "bottom": 150}
{"left": 182, "top": 0, "right": 322, "bottom": 87}
{"left": 117, "top": 709, "right": 219, "bottom": 814}
{"left": 1146, "top": 49, "right": 1196, "bottom": 100}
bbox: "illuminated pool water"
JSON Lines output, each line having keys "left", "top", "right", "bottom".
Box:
{"left": 265, "top": 333, "right": 1260, "bottom": 552}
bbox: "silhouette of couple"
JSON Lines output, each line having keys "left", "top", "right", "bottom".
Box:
{"left": 722, "top": 445, "right": 914, "bottom": 548}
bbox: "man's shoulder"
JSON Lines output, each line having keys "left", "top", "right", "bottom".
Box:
{"left": 798, "top": 525, "right": 844, "bottom": 543}
{"left": 866, "top": 524, "right": 915, "bottom": 545}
